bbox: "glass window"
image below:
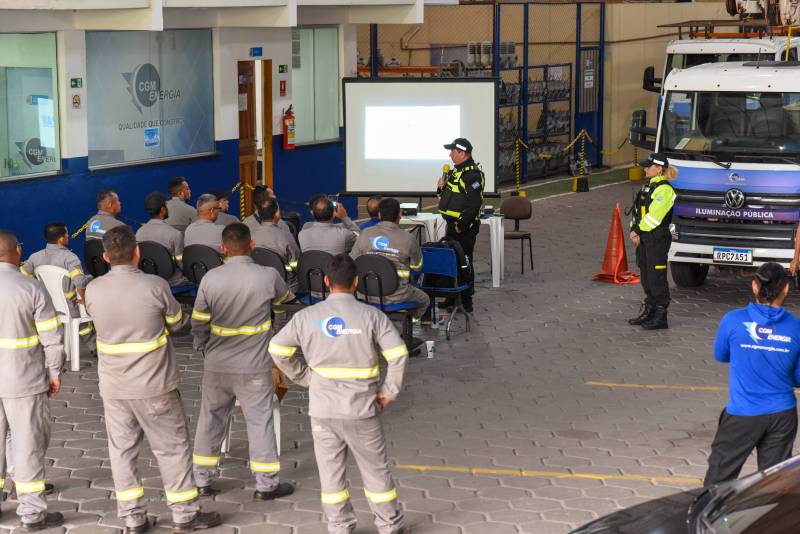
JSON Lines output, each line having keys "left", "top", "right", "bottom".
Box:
{"left": 0, "top": 33, "right": 60, "bottom": 181}
{"left": 291, "top": 27, "right": 340, "bottom": 144}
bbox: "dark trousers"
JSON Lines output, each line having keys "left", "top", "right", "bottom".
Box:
{"left": 445, "top": 223, "right": 479, "bottom": 304}
{"left": 704, "top": 408, "right": 797, "bottom": 486}
{"left": 636, "top": 229, "right": 671, "bottom": 308}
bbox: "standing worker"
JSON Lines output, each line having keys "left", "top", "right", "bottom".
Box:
{"left": 0, "top": 229, "right": 65, "bottom": 531}
{"left": 628, "top": 153, "right": 677, "bottom": 330}
{"left": 85, "top": 226, "right": 220, "bottom": 533}
{"left": 270, "top": 254, "right": 408, "bottom": 534}
{"left": 190, "top": 223, "right": 295, "bottom": 500}
{"left": 437, "top": 138, "right": 484, "bottom": 313}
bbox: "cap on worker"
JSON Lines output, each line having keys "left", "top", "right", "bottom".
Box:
{"left": 639, "top": 152, "right": 669, "bottom": 169}
{"left": 444, "top": 138, "right": 473, "bottom": 153}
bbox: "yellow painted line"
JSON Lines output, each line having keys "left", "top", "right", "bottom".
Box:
{"left": 585, "top": 381, "right": 726, "bottom": 392}
{"left": 395, "top": 464, "right": 702, "bottom": 485}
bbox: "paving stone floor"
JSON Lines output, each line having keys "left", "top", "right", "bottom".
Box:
{"left": 2, "top": 179, "right": 788, "bottom": 533}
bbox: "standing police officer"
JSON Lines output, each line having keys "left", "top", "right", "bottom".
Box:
{"left": 437, "top": 138, "right": 484, "bottom": 312}
{"left": 628, "top": 153, "right": 677, "bottom": 330}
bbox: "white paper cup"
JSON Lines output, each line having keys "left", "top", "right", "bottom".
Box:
{"left": 425, "top": 340, "right": 435, "bottom": 359}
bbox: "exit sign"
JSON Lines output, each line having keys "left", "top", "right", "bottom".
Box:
{"left": 278, "top": 64, "right": 288, "bottom": 73}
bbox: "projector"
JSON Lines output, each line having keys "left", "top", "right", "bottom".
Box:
{"left": 400, "top": 203, "right": 419, "bottom": 216}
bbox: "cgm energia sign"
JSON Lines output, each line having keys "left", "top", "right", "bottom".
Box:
{"left": 122, "top": 63, "right": 182, "bottom": 113}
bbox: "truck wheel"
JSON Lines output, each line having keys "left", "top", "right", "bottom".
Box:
{"left": 670, "top": 262, "right": 709, "bottom": 287}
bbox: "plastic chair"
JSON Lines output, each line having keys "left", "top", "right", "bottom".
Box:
{"left": 181, "top": 245, "right": 223, "bottom": 286}
{"left": 34, "top": 265, "right": 93, "bottom": 372}
{"left": 355, "top": 255, "right": 418, "bottom": 347}
{"left": 252, "top": 247, "right": 287, "bottom": 280}
{"left": 500, "top": 196, "right": 533, "bottom": 274}
{"left": 296, "top": 250, "right": 334, "bottom": 304}
{"left": 417, "top": 247, "right": 471, "bottom": 340}
{"left": 220, "top": 395, "right": 281, "bottom": 456}
{"left": 83, "top": 239, "right": 109, "bottom": 278}
{"left": 138, "top": 241, "right": 177, "bottom": 281}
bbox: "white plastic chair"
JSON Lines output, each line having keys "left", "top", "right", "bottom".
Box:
{"left": 34, "top": 265, "right": 92, "bottom": 372}
{"left": 220, "top": 395, "right": 281, "bottom": 456}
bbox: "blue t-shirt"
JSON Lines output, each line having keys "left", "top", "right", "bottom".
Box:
{"left": 359, "top": 218, "right": 380, "bottom": 231}
{"left": 714, "top": 303, "right": 800, "bottom": 416}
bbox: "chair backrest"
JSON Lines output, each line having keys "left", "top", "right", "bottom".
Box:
{"left": 297, "top": 250, "right": 334, "bottom": 299}
{"left": 138, "top": 241, "right": 176, "bottom": 281}
{"left": 181, "top": 244, "right": 224, "bottom": 286}
{"left": 420, "top": 247, "right": 460, "bottom": 289}
{"left": 83, "top": 238, "right": 109, "bottom": 277}
{"left": 34, "top": 265, "right": 71, "bottom": 318}
{"left": 282, "top": 211, "right": 301, "bottom": 242}
{"left": 500, "top": 196, "right": 532, "bottom": 221}
{"left": 355, "top": 255, "right": 399, "bottom": 306}
{"left": 252, "top": 247, "right": 287, "bottom": 280}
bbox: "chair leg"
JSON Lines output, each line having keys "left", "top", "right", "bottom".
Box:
{"left": 71, "top": 322, "right": 81, "bottom": 373}
{"left": 272, "top": 394, "right": 281, "bottom": 456}
{"left": 520, "top": 239, "right": 524, "bottom": 274}
{"left": 528, "top": 236, "right": 534, "bottom": 270}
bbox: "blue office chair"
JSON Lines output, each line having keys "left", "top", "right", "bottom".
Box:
{"left": 181, "top": 245, "right": 223, "bottom": 286}
{"left": 296, "top": 250, "right": 334, "bottom": 305}
{"left": 417, "top": 247, "right": 471, "bottom": 340}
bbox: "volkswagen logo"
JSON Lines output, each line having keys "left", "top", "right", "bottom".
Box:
{"left": 724, "top": 188, "right": 746, "bottom": 209}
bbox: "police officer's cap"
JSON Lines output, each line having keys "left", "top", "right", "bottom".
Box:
{"left": 639, "top": 152, "right": 669, "bottom": 169}
{"left": 444, "top": 138, "right": 473, "bottom": 153}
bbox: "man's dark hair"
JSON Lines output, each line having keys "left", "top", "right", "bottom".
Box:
{"left": 378, "top": 198, "right": 401, "bottom": 222}
{"left": 252, "top": 186, "right": 269, "bottom": 210}
{"left": 754, "top": 262, "right": 790, "bottom": 304}
{"left": 222, "top": 223, "right": 252, "bottom": 255}
{"left": 44, "top": 222, "right": 68, "bottom": 244}
{"left": 97, "top": 189, "right": 117, "bottom": 208}
{"left": 366, "top": 196, "right": 382, "bottom": 218}
{"left": 208, "top": 189, "right": 228, "bottom": 202}
{"left": 311, "top": 196, "right": 334, "bottom": 222}
{"left": 257, "top": 197, "right": 280, "bottom": 222}
{"left": 168, "top": 176, "right": 187, "bottom": 196}
{"left": 102, "top": 225, "right": 137, "bottom": 266}
{"left": 144, "top": 192, "right": 168, "bottom": 218}
{"left": 327, "top": 254, "right": 357, "bottom": 289}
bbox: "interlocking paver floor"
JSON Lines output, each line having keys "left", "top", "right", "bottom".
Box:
{"left": 2, "top": 179, "right": 781, "bottom": 533}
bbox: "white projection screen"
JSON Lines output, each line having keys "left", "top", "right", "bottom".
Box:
{"left": 344, "top": 79, "right": 496, "bottom": 195}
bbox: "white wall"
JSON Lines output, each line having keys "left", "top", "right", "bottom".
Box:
{"left": 56, "top": 30, "right": 87, "bottom": 159}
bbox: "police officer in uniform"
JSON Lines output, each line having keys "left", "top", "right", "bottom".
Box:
{"left": 252, "top": 197, "right": 301, "bottom": 291}
{"left": 270, "top": 254, "right": 408, "bottom": 534}
{"left": 85, "top": 226, "right": 220, "bottom": 533}
{"left": 437, "top": 138, "right": 484, "bottom": 312}
{"left": 0, "top": 229, "right": 65, "bottom": 531}
{"left": 190, "top": 223, "right": 294, "bottom": 500}
{"left": 86, "top": 190, "right": 124, "bottom": 240}
{"left": 136, "top": 192, "right": 190, "bottom": 288}
{"left": 628, "top": 153, "right": 677, "bottom": 330}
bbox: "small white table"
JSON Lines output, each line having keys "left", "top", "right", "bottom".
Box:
{"left": 400, "top": 212, "right": 448, "bottom": 243}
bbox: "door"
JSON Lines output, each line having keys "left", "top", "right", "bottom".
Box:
{"left": 238, "top": 60, "right": 257, "bottom": 218}
{"left": 260, "top": 59, "right": 273, "bottom": 190}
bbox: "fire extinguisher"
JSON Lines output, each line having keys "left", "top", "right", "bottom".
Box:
{"left": 282, "top": 105, "right": 296, "bottom": 150}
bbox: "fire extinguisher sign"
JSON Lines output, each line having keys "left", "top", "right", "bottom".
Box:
{"left": 279, "top": 80, "right": 286, "bottom": 97}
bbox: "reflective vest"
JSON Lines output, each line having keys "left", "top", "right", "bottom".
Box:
{"left": 438, "top": 164, "right": 484, "bottom": 223}
{"left": 632, "top": 175, "right": 674, "bottom": 232}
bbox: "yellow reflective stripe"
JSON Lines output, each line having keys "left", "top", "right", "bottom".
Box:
{"left": 191, "top": 309, "right": 211, "bottom": 322}
{"left": 643, "top": 213, "right": 660, "bottom": 227}
{"left": 68, "top": 267, "right": 84, "bottom": 279}
{"left": 396, "top": 270, "right": 410, "bottom": 279}
{"left": 192, "top": 454, "right": 220, "bottom": 467}
{"left": 312, "top": 366, "right": 380, "bottom": 379}
{"left": 275, "top": 289, "right": 291, "bottom": 305}
{"left": 382, "top": 344, "right": 409, "bottom": 361}
{"left": 0, "top": 478, "right": 4, "bottom": 489}
{"left": 251, "top": 461, "right": 280, "bottom": 473}
{"left": 16, "top": 481, "right": 46, "bottom": 494}
{"left": 364, "top": 487, "right": 398, "bottom": 503}
{"left": 35, "top": 316, "right": 60, "bottom": 333}
{"left": 288, "top": 260, "right": 298, "bottom": 270}
{"left": 269, "top": 342, "right": 297, "bottom": 358}
{"left": 96, "top": 330, "right": 168, "bottom": 355}
{"left": 210, "top": 319, "right": 271, "bottom": 337}
{"left": 20, "top": 266, "right": 31, "bottom": 276}
{"left": 79, "top": 324, "right": 94, "bottom": 336}
{"left": 410, "top": 260, "right": 423, "bottom": 270}
{"left": 165, "top": 309, "right": 183, "bottom": 325}
{"left": 116, "top": 486, "right": 145, "bottom": 501}
{"left": 165, "top": 488, "right": 199, "bottom": 503}
{"left": 321, "top": 488, "right": 350, "bottom": 504}
{"left": 173, "top": 254, "right": 183, "bottom": 262}
{"left": 439, "top": 209, "right": 461, "bottom": 218}
{"left": 655, "top": 265, "right": 668, "bottom": 270}
{"left": 64, "top": 290, "right": 77, "bottom": 300}
{"left": 0, "top": 335, "right": 40, "bottom": 349}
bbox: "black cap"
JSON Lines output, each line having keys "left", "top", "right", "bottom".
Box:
{"left": 144, "top": 191, "right": 167, "bottom": 214}
{"left": 208, "top": 189, "right": 229, "bottom": 201}
{"left": 755, "top": 262, "right": 789, "bottom": 286}
{"left": 639, "top": 152, "right": 669, "bottom": 169}
{"left": 444, "top": 138, "right": 473, "bottom": 153}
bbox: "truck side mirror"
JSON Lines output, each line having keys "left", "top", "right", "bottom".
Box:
{"left": 643, "top": 66, "right": 662, "bottom": 93}
{"left": 629, "top": 109, "right": 656, "bottom": 151}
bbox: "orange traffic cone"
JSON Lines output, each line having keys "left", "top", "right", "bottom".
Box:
{"left": 593, "top": 203, "right": 640, "bottom": 285}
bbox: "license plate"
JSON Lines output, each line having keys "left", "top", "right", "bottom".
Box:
{"left": 713, "top": 247, "right": 753, "bottom": 265}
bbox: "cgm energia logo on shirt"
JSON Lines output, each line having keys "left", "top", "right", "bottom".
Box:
{"left": 321, "top": 316, "right": 362, "bottom": 338}
{"left": 743, "top": 322, "right": 792, "bottom": 343}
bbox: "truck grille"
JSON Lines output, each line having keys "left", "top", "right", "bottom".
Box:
{"left": 677, "top": 189, "right": 800, "bottom": 211}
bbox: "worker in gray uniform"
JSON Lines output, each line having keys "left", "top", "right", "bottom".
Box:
{"left": 190, "top": 223, "right": 295, "bottom": 500}
{"left": 165, "top": 177, "right": 197, "bottom": 233}
{"left": 252, "top": 197, "right": 300, "bottom": 290}
{"left": 298, "top": 197, "right": 359, "bottom": 255}
{"left": 84, "top": 226, "right": 221, "bottom": 534}
{"left": 184, "top": 195, "right": 224, "bottom": 251}
{"left": 136, "top": 192, "right": 190, "bottom": 288}
{"left": 270, "top": 254, "right": 408, "bottom": 534}
{"left": 208, "top": 189, "right": 240, "bottom": 226}
{"left": 351, "top": 198, "right": 429, "bottom": 318}
{"left": 86, "top": 189, "right": 124, "bottom": 240}
{"left": 243, "top": 186, "right": 293, "bottom": 235}
{"left": 0, "top": 229, "right": 65, "bottom": 531}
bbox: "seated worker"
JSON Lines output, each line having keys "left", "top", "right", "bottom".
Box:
{"left": 208, "top": 189, "right": 240, "bottom": 227}
{"left": 351, "top": 198, "right": 429, "bottom": 319}
{"left": 252, "top": 197, "right": 300, "bottom": 291}
{"left": 244, "top": 186, "right": 292, "bottom": 235}
{"left": 86, "top": 189, "right": 124, "bottom": 240}
{"left": 298, "top": 196, "right": 359, "bottom": 255}
{"left": 165, "top": 176, "right": 197, "bottom": 233}
{"left": 185, "top": 194, "right": 224, "bottom": 251}
{"left": 136, "top": 192, "right": 191, "bottom": 287}
{"left": 359, "top": 196, "right": 383, "bottom": 231}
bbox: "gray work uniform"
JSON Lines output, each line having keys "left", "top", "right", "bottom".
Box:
{"left": 253, "top": 222, "right": 300, "bottom": 291}
{"left": 86, "top": 210, "right": 124, "bottom": 240}
{"left": 165, "top": 197, "right": 197, "bottom": 233}
{"left": 269, "top": 293, "right": 407, "bottom": 534}
{"left": 190, "top": 256, "right": 292, "bottom": 492}
{"left": 351, "top": 221, "right": 430, "bottom": 318}
{"left": 243, "top": 214, "right": 292, "bottom": 235}
{"left": 0, "top": 263, "right": 64, "bottom": 525}
{"left": 184, "top": 219, "right": 224, "bottom": 251}
{"left": 136, "top": 219, "right": 190, "bottom": 287}
{"left": 84, "top": 266, "right": 199, "bottom": 528}
{"left": 215, "top": 212, "right": 240, "bottom": 227}
{"left": 298, "top": 218, "right": 359, "bottom": 255}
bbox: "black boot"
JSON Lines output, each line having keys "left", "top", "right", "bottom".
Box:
{"left": 628, "top": 303, "right": 654, "bottom": 325}
{"left": 172, "top": 512, "right": 222, "bottom": 533}
{"left": 21, "top": 512, "right": 64, "bottom": 531}
{"left": 253, "top": 482, "right": 295, "bottom": 501}
{"left": 641, "top": 306, "right": 668, "bottom": 330}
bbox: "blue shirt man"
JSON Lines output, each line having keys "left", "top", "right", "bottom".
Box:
{"left": 359, "top": 196, "right": 382, "bottom": 231}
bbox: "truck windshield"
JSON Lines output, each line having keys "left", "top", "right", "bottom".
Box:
{"left": 660, "top": 90, "right": 800, "bottom": 160}
{"left": 666, "top": 53, "right": 762, "bottom": 71}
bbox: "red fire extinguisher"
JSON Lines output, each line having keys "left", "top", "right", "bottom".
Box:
{"left": 282, "top": 105, "right": 295, "bottom": 150}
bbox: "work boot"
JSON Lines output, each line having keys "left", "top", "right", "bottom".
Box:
{"left": 641, "top": 306, "right": 668, "bottom": 330}
{"left": 253, "top": 482, "right": 295, "bottom": 501}
{"left": 124, "top": 517, "right": 150, "bottom": 534}
{"left": 172, "top": 512, "right": 222, "bottom": 533}
{"left": 628, "top": 303, "right": 655, "bottom": 325}
{"left": 21, "top": 512, "right": 64, "bottom": 531}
